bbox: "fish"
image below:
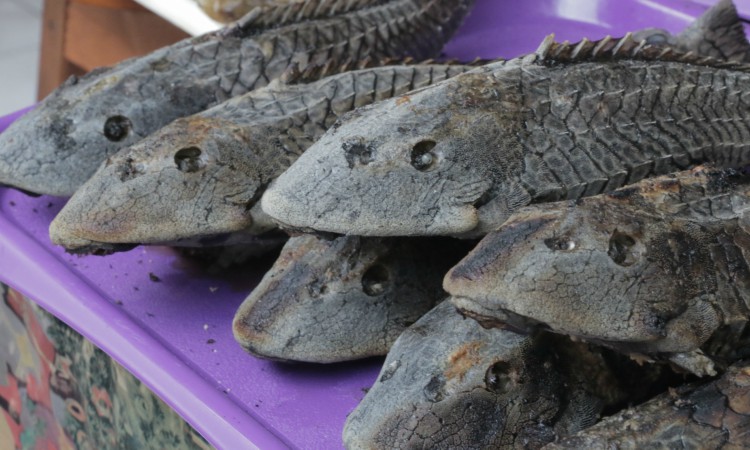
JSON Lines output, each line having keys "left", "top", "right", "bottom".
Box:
{"left": 49, "top": 62, "right": 479, "bottom": 253}
{"left": 344, "top": 300, "right": 673, "bottom": 449}
{"left": 261, "top": 5, "right": 750, "bottom": 238}
{"left": 547, "top": 361, "right": 750, "bottom": 449}
{"left": 0, "top": 0, "right": 474, "bottom": 197}
{"left": 232, "top": 235, "right": 472, "bottom": 363}
{"left": 446, "top": 166, "right": 750, "bottom": 376}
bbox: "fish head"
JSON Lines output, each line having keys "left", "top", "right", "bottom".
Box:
{"left": 262, "top": 68, "right": 526, "bottom": 236}
{"left": 0, "top": 59, "right": 216, "bottom": 197}
{"left": 233, "top": 235, "right": 468, "bottom": 363}
{"left": 49, "top": 116, "right": 267, "bottom": 253}
{"left": 446, "top": 195, "right": 690, "bottom": 345}
{"left": 344, "top": 301, "right": 603, "bottom": 448}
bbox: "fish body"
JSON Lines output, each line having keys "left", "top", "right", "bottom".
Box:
{"left": 0, "top": 0, "right": 474, "bottom": 197}
{"left": 344, "top": 301, "right": 670, "bottom": 449}
{"left": 232, "top": 235, "right": 472, "bottom": 363}
{"left": 546, "top": 361, "right": 750, "bottom": 449}
{"left": 446, "top": 166, "right": 750, "bottom": 376}
{"left": 262, "top": 34, "right": 750, "bottom": 237}
{"left": 50, "top": 63, "right": 478, "bottom": 253}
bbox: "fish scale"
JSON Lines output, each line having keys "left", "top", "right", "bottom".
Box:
{"left": 0, "top": 0, "right": 474, "bottom": 197}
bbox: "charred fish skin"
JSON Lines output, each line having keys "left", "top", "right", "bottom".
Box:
{"left": 261, "top": 32, "right": 750, "bottom": 237}
{"left": 546, "top": 361, "right": 750, "bottom": 449}
{"left": 232, "top": 235, "right": 473, "bottom": 363}
{"left": 0, "top": 0, "right": 475, "bottom": 197}
{"left": 344, "top": 300, "right": 668, "bottom": 449}
{"left": 446, "top": 167, "right": 750, "bottom": 376}
{"left": 49, "top": 63, "right": 478, "bottom": 253}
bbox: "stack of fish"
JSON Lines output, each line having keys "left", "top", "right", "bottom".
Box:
{"left": 1, "top": 0, "right": 750, "bottom": 447}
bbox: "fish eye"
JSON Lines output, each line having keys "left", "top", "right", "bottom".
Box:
{"left": 174, "top": 147, "right": 205, "bottom": 173}
{"left": 103, "top": 115, "right": 132, "bottom": 142}
{"left": 410, "top": 140, "right": 439, "bottom": 171}
{"left": 544, "top": 237, "right": 576, "bottom": 252}
{"left": 485, "top": 361, "right": 518, "bottom": 394}
{"left": 362, "top": 264, "right": 389, "bottom": 296}
{"left": 608, "top": 231, "right": 638, "bottom": 266}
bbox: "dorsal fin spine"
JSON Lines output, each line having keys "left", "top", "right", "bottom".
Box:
{"left": 536, "top": 33, "right": 750, "bottom": 72}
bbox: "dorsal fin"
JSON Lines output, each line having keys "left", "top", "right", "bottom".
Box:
{"left": 223, "top": 0, "right": 389, "bottom": 37}
{"left": 676, "top": 0, "right": 750, "bottom": 63}
{"left": 535, "top": 33, "right": 750, "bottom": 71}
{"left": 278, "top": 56, "right": 499, "bottom": 86}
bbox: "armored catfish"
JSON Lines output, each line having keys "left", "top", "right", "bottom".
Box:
{"left": 49, "top": 63, "right": 478, "bottom": 253}
{"left": 344, "top": 300, "right": 671, "bottom": 449}
{"left": 0, "top": 0, "right": 475, "bottom": 197}
{"left": 261, "top": 31, "right": 750, "bottom": 237}
{"left": 547, "top": 361, "right": 750, "bottom": 449}
{"left": 446, "top": 167, "right": 750, "bottom": 376}
{"left": 232, "top": 235, "right": 473, "bottom": 363}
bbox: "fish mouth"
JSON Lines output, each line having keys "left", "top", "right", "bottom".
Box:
{"left": 262, "top": 175, "right": 480, "bottom": 236}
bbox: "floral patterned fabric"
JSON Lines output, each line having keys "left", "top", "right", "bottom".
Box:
{"left": 0, "top": 284, "right": 212, "bottom": 450}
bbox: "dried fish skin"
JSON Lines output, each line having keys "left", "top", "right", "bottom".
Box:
{"left": 0, "top": 0, "right": 475, "bottom": 197}
{"left": 49, "top": 63, "right": 477, "bottom": 253}
{"left": 344, "top": 301, "right": 662, "bottom": 449}
{"left": 546, "top": 361, "right": 750, "bottom": 449}
{"left": 262, "top": 37, "right": 750, "bottom": 237}
{"left": 446, "top": 167, "right": 750, "bottom": 376}
{"left": 233, "top": 235, "right": 472, "bottom": 363}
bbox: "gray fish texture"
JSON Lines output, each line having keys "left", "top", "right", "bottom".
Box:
{"left": 49, "top": 63, "right": 477, "bottom": 252}
{"left": 0, "top": 0, "right": 475, "bottom": 196}
{"left": 232, "top": 235, "right": 472, "bottom": 363}
{"left": 262, "top": 34, "right": 750, "bottom": 237}
{"left": 344, "top": 301, "right": 669, "bottom": 449}
{"left": 546, "top": 361, "right": 750, "bottom": 449}
{"left": 446, "top": 166, "right": 750, "bottom": 376}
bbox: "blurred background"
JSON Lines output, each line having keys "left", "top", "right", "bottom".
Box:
{"left": 0, "top": 0, "right": 43, "bottom": 116}
{"left": 0, "top": 0, "right": 220, "bottom": 117}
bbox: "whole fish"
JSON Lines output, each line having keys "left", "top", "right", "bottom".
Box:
{"left": 49, "top": 62, "right": 478, "bottom": 253}
{"left": 446, "top": 166, "right": 750, "bottom": 376}
{"left": 0, "top": 0, "right": 474, "bottom": 197}
{"left": 232, "top": 235, "right": 472, "bottom": 363}
{"left": 546, "top": 361, "right": 750, "bottom": 449}
{"left": 261, "top": 24, "right": 750, "bottom": 237}
{"left": 344, "top": 301, "right": 671, "bottom": 449}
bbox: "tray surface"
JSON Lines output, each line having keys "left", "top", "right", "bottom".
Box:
{"left": 0, "top": 0, "right": 735, "bottom": 448}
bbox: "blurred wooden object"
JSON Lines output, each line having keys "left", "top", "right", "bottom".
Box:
{"left": 38, "top": 0, "right": 189, "bottom": 99}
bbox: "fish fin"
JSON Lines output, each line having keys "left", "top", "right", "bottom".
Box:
{"left": 475, "top": 181, "right": 532, "bottom": 232}
{"left": 668, "top": 350, "right": 717, "bottom": 377}
{"left": 535, "top": 31, "right": 750, "bottom": 71}
{"left": 675, "top": 0, "right": 750, "bottom": 62}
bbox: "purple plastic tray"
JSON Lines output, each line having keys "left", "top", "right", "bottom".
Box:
{"left": 0, "top": 0, "right": 741, "bottom": 448}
